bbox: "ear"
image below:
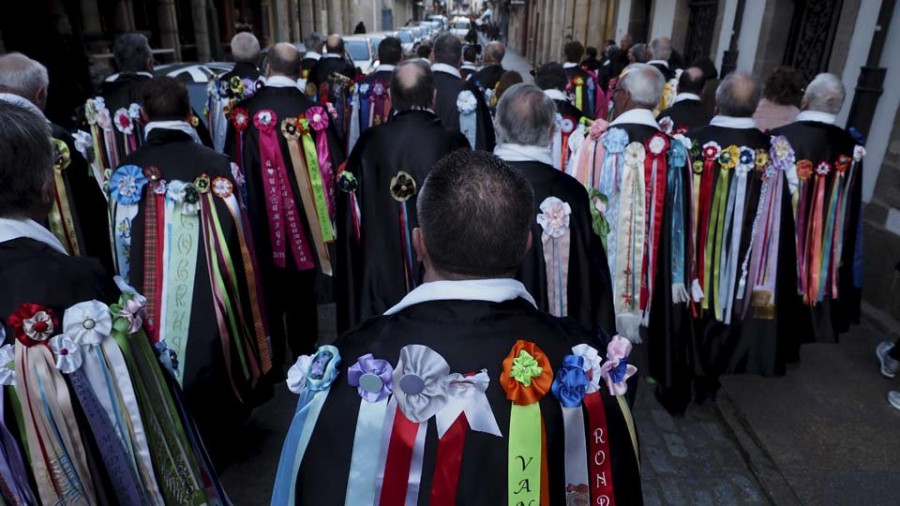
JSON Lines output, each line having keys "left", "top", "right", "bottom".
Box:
{"left": 34, "top": 86, "right": 47, "bottom": 111}
{"left": 525, "top": 230, "right": 533, "bottom": 254}
{"left": 146, "top": 58, "right": 154, "bottom": 72}
{"left": 413, "top": 227, "right": 427, "bottom": 262}
{"left": 265, "top": 62, "right": 273, "bottom": 77}
{"left": 800, "top": 95, "right": 810, "bottom": 111}
{"left": 430, "top": 89, "right": 437, "bottom": 109}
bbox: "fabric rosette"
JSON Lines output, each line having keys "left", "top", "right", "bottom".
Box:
{"left": 589, "top": 118, "right": 610, "bottom": 140}
{"left": 797, "top": 160, "right": 813, "bottom": 180}
{"left": 551, "top": 355, "right": 593, "bottom": 504}
{"left": 63, "top": 300, "right": 112, "bottom": 346}
{"left": 49, "top": 334, "right": 83, "bottom": 374}
{"left": 770, "top": 135, "right": 795, "bottom": 171}
{"left": 306, "top": 106, "right": 330, "bottom": 131}
{"left": 853, "top": 145, "right": 866, "bottom": 162}
{"left": 702, "top": 141, "right": 721, "bottom": 161}
{"left": 109, "top": 165, "right": 145, "bottom": 278}
{"left": 457, "top": 89, "right": 479, "bottom": 147}
{"left": 603, "top": 127, "right": 629, "bottom": 153}
{"left": 599, "top": 335, "right": 638, "bottom": 396}
{"left": 110, "top": 164, "right": 148, "bottom": 205}
{"left": 114, "top": 108, "right": 134, "bottom": 135}
{"left": 500, "top": 340, "right": 552, "bottom": 506}
{"left": 338, "top": 171, "right": 358, "bottom": 193}
{"left": 272, "top": 346, "right": 341, "bottom": 506}
{"left": 537, "top": 197, "right": 572, "bottom": 317}
{"left": 253, "top": 109, "right": 276, "bottom": 132}
{"left": 392, "top": 344, "right": 450, "bottom": 422}
{"left": 658, "top": 116, "right": 674, "bottom": 134}
{"left": 551, "top": 355, "right": 589, "bottom": 408}
{"left": 719, "top": 145, "right": 739, "bottom": 170}
{"left": 232, "top": 107, "right": 250, "bottom": 131}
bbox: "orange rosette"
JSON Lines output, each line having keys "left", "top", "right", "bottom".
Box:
{"left": 500, "top": 339, "right": 553, "bottom": 405}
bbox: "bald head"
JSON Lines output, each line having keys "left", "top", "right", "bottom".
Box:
{"left": 326, "top": 34, "right": 345, "bottom": 54}
{"left": 231, "top": 32, "right": 261, "bottom": 64}
{"left": 390, "top": 59, "right": 435, "bottom": 111}
{"left": 267, "top": 42, "right": 302, "bottom": 79}
{"left": 650, "top": 37, "right": 672, "bottom": 61}
{"left": 716, "top": 71, "right": 761, "bottom": 117}
{"left": 484, "top": 42, "right": 506, "bottom": 65}
{"left": 803, "top": 73, "right": 845, "bottom": 114}
{"left": 0, "top": 53, "right": 49, "bottom": 109}
{"left": 677, "top": 66, "right": 706, "bottom": 96}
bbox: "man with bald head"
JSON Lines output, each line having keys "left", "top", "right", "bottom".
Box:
{"left": 672, "top": 71, "right": 808, "bottom": 412}
{"left": 773, "top": 73, "right": 864, "bottom": 344}
{"left": 236, "top": 41, "right": 346, "bottom": 367}
{"left": 471, "top": 41, "right": 506, "bottom": 98}
{"left": 336, "top": 59, "right": 469, "bottom": 331}
{"left": 0, "top": 52, "right": 112, "bottom": 271}
{"left": 310, "top": 33, "right": 357, "bottom": 90}
{"left": 657, "top": 66, "right": 713, "bottom": 133}
{"left": 309, "top": 34, "right": 358, "bottom": 140}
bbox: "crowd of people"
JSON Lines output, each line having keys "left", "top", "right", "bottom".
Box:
{"left": 0, "top": 21, "right": 869, "bottom": 505}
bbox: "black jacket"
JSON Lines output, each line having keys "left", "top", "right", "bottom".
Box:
{"left": 433, "top": 67, "right": 496, "bottom": 151}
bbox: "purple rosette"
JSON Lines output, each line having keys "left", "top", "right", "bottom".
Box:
{"left": 348, "top": 353, "right": 393, "bottom": 402}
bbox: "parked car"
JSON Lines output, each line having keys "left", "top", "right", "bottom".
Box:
{"left": 427, "top": 15, "right": 448, "bottom": 30}
{"left": 450, "top": 17, "right": 472, "bottom": 39}
{"left": 344, "top": 35, "right": 375, "bottom": 74}
{"left": 394, "top": 29, "right": 415, "bottom": 52}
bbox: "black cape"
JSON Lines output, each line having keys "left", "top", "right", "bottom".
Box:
{"left": 508, "top": 159, "right": 615, "bottom": 335}
{"left": 433, "top": 68, "right": 496, "bottom": 151}
{"left": 563, "top": 65, "right": 596, "bottom": 117}
{"left": 336, "top": 110, "right": 469, "bottom": 332}
{"left": 471, "top": 64, "right": 504, "bottom": 93}
{"left": 310, "top": 55, "right": 357, "bottom": 89}
{"left": 122, "top": 129, "right": 265, "bottom": 454}
{"left": 49, "top": 123, "right": 115, "bottom": 273}
{"left": 554, "top": 98, "right": 587, "bottom": 124}
{"left": 657, "top": 99, "right": 713, "bottom": 134}
{"left": 650, "top": 62, "right": 676, "bottom": 82}
{"left": 220, "top": 61, "right": 262, "bottom": 82}
{"left": 295, "top": 297, "right": 643, "bottom": 505}
{"left": 771, "top": 120, "right": 863, "bottom": 343}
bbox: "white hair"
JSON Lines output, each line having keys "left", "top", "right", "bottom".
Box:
{"left": 650, "top": 37, "right": 672, "bottom": 61}
{"left": 231, "top": 32, "right": 261, "bottom": 63}
{"left": 620, "top": 63, "right": 665, "bottom": 108}
{"left": 805, "top": 73, "right": 845, "bottom": 114}
{"left": 495, "top": 83, "right": 557, "bottom": 147}
{"left": 0, "top": 53, "right": 49, "bottom": 100}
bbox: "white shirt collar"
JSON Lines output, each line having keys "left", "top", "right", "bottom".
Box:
{"left": 432, "top": 63, "right": 462, "bottom": 79}
{"left": 563, "top": 62, "right": 578, "bottom": 69}
{"left": 0, "top": 93, "right": 47, "bottom": 122}
{"left": 375, "top": 64, "right": 396, "bottom": 73}
{"left": 710, "top": 115, "right": 757, "bottom": 129}
{"left": 304, "top": 51, "right": 321, "bottom": 60}
{"left": 795, "top": 110, "right": 837, "bottom": 125}
{"left": 321, "top": 53, "right": 341, "bottom": 59}
{"left": 143, "top": 120, "right": 202, "bottom": 144}
{"left": 674, "top": 92, "right": 701, "bottom": 103}
{"left": 384, "top": 278, "right": 537, "bottom": 315}
{"left": 0, "top": 218, "right": 68, "bottom": 255}
{"left": 543, "top": 89, "right": 567, "bottom": 101}
{"left": 266, "top": 75, "right": 301, "bottom": 89}
{"left": 610, "top": 108, "right": 661, "bottom": 130}
{"left": 648, "top": 60, "right": 669, "bottom": 68}
{"left": 494, "top": 143, "right": 555, "bottom": 166}
{"left": 105, "top": 71, "right": 153, "bottom": 82}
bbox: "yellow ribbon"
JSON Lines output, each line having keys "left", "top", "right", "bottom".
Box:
{"left": 49, "top": 139, "right": 81, "bottom": 255}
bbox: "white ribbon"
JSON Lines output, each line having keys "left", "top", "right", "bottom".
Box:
{"left": 348, "top": 91, "right": 362, "bottom": 154}
{"left": 562, "top": 406, "right": 590, "bottom": 503}
{"left": 392, "top": 345, "right": 450, "bottom": 423}
{"left": 435, "top": 371, "right": 502, "bottom": 438}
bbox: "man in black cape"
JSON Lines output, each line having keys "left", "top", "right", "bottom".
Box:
{"left": 221, "top": 32, "right": 263, "bottom": 82}
{"left": 299, "top": 32, "right": 323, "bottom": 94}
{"left": 470, "top": 41, "right": 506, "bottom": 97}
{"left": 535, "top": 62, "right": 589, "bottom": 122}
{"left": 294, "top": 149, "right": 642, "bottom": 505}
{"left": 234, "top": 43, "right": 345, "bottom": 365}
{"left": 493, "top": 83, "right": 614, "bottom": 335}
{"left": 460, "top": 45, "right": 480, "bottom": 81}
{"left": 0, "top": 53, "right": 113, "bottom": 273}
{"left": 309, "top": 34, "right": 357, "bottom": 90}
{"left": 648, "top": 37, "right": 677, "bottom": 81}
{"left": 562, "top": 40, "right": 598, "bottom": 118}
{"left": 120, "top": 77, "right": 270, "bottom": 461}
{"left": 431, "top": 33, "right": 495, "bottom": 150}
{"left": 309, "top": 34, "right": 358, "bottom": 142}
{"left": 657, "top": 66, "right": 713, "bottom": 135}
{"left": 346, "top": 36, "right": 402, "bottom": 153}
{"left": 772, "top": 73, "right": 863, "bottom": 343}
{"left": 673, "top": 72, "right": 809, "bottom": 409}
{"left": 337, "top": 60, "right": 469, "bottom": 332}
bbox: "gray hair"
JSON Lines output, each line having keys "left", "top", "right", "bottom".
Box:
{"left": 231, "top": 32, "right": 261, "bottom": 63}
{"left": 0, "top": 102, "right": 52, "bottom": 218}
{"left": 650, "top": 37, "right": 672, "bottom": 61}
{"left": 619, "top": 63, "right": 665, "bottom": 108}
{"left": 716, "top": 71, "right": 761, "bottom": 117}
{"left": 629, "top": 43, "right": 652, "bottom": 63}
{"left": 304, "top": 32, "right": 323, "bottom": 53}
{"left": 495, "top": 83, "right": 557, "bottom": 147}
{"left": 805, "top": 73, "right": 845, "bottom": 114}
{"left": 0, "top": 53, "right": 49, "bottom": 100}
{"left": 113, "top": 33, "right": 152, "bottom": 72}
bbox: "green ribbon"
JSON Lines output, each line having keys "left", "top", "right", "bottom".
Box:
{"left": 510, "top": 350, "right": 543, "bottom": 386}
{"left": 300, "top": 119, "right": 334, "bottom": 243}
{"left": 711, "top": 169, "right": 731, "bottom": 320}
{"left": 508, "top": 403, "right": 542, "bottom": 505}
{"left": 163, "top": 200, "right": 201, "bottom": 384}
{"left": 7, "top": 387, "right": 29, "bottom": 462}
{"left": 588, "top": 189, "right": 611, "bottom": 251}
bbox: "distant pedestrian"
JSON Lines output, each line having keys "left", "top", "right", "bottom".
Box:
{"left": 354, "top": 20, "right": 366, "bottom": 34}
{"left": 753, "top": 66, "right": 803, "bottom": 131}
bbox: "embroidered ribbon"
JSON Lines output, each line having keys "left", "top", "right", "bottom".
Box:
{"left": 141, "top": 167, "right": 164, "bottom": 343}
{"left": 272, "top": 345, "right": 341, "bottom": 506}
{"left": 345, "top": 354, "right": 393, "bottom": 506}
{"left": 376, "top": 345, "right": 450, "bottom": 506}
{"left": 613, "top": 142, "right": 647, "bottom": 342}
{"left": 391, "top": 171, "right": 418, "bottom": 291}
{"left": 722, "top": 149, "right": 754, "bottom": 323}
{"left": 501, "top": 340, "right": 553, "bottom": 506}
{"left": 161, "top": 180, "right": 201, "bottom": 384}
{"left": 551, "top": 355, "right": 591, "bottom": 505}
{"left": 706, "top": 145, "right": 738, "bottom": 318}
{"left": 48, "top": 138, "right": 82, "bottom": 255}
{"left": 306, "top": 106, "right": 337, "bottom": 221}
{"left": 457, "top": 90, "right": 478, "bottom": 148}
{"left": 283, "top": 117, "right": 334, "bottom": 276}
{"left": 8, "top": 304, "right": 96, "bottom": 505}
{"left": 254, "top": 109, "right": 315, "bottom": 270}
{"left": 641, "top": 133, "right": 670, "bottom": 316}
{"left": 572, "top": 344, "right": 618, "bottom": 505}
{"left": 538, "top": 197, "right": 572, "bottom": 317}
{"left": 737, "top": 152, "right": 772, "bottom": 307}
{"left": 696, "top": 141, "right": 721, "bottom": 305}
{"left": 109, "top": 164, "right": 148, "bottom": 278}
{"left": 668, "top": 137, "right": 690, "bottom": 303}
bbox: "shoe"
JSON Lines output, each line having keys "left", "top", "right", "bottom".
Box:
{"left": 876, "top": 342, "right": 899, "bottom": 379}
{"left": 888, "top": 391, "right": 900, "bottom": 411}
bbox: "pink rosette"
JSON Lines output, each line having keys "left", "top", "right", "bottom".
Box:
{"left": 305, "top": 106, "right": 329, "bottom": 131}
{"left": 253, "top": 109, "right": 276, "bottom": 133}
{"left": 599, "top": 335, "right": 638, "bottom": 396}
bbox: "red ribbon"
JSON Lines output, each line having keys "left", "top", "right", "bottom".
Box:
{"left": 429, "top": 415, "right": 468, "bottom": 506}
{"left": 584, "top": 392, "right": 616, "bottom": 506}
{"left": 696, "top": 158, "right": 717, "bottom": 290}
{"left": 380, "top": 405, "right": 420, "bottom": 505}
{"left": 640, "top": 143, "right": 669, "bottom": 310}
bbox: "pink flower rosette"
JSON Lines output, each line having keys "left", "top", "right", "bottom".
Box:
{"left": 305, "top": 106, "right": 330, "bottom": 131}
{"left": 253, "top": 109, "right": 276, "bottom": 133}
{"left": 537, "top": 196, "right": 572, "bottom": 239}
{"left": 599, "top": 335, "right": 638, "bottom": 396}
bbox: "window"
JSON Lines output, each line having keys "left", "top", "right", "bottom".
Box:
{"left": 346, "top": 41, "right": 370, "bottom": 61}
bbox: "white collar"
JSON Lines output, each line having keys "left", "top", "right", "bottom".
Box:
{"left": 710, "top": 115, "right": 757, "bottom": 129}
{"left": 321, "top": 53, "right": 341, "bottom": 59}
{"left": 795, "top": 110, "right": 837, "bottom": 125}
{"left": 563, "top": 62, "right": 579, "bottom": 69}
{"left": 432, "top": 63, "right": 461, "bottom": 79}
{"left": 0, "top": 93, "right": 47, "bottom": 122}
{"left": 610, "top": 108, "right": 661, "bottom": 129}
{"left": 375, "top": 64, "right": 396, "bottom": 73}
{"left": 461, "top": 63, "right": 479, "bottom": 70}
{"left": 304, "top": 51, "right": 321, "bottom": 60}
{"left": 0, "top": 218, "right": 67, "bottom": 255}
{"left": 265, "top": 75, "right": 301, "bottom": 89}
{"left": 648, "top": 60, "right": 669, "bottom": 68}
{"left": 543, "top": 89, "right": 567, "bottom": 101}
{"left": 143, "top": 120, "right": 201, "bottom": 144}
{"left": 384, "top": 278, "right": 537, "bottom": 315}
{"left": 105, "top": 71, "right": 153, "bottom": 82}
{"left": 674, "top": 92, "right": 701, "bottom": 103}
{"left": 494, "top": 143, "right": 555, "bottom": 166}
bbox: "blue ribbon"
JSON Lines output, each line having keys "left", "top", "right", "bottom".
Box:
{"left": 551, "top": 355, "right": 589, "bottom": 408}
{"left": 360, "top": 92, "right": 371, "bottom": 132}
{"left": 669, "top": 143, "right": 688, "bottom": 288}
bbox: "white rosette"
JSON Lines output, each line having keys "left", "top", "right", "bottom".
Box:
{"left": 537, "top": 196, "right": 573, "bottom": 318}
{"left": 435, "top": 370, "right": 502, "bottom": 438}
{"left": 457, "top": 89, "right": 478, "bottom": 148}
{"left": 49, "top": 334, "right": 83, "bottom": 375}
{"left": 0, "top": 343, "right": 15, "bottom": 386}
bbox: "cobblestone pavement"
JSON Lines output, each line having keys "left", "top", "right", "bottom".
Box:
{"left": 632, "top": 379, "right": 769, "bottom": 505}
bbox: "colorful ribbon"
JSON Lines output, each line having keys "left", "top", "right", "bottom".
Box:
{"left": 345, "top": 354, "right": 393, "bottom": 506}
{"left": 537, "top": 197, "right": 572, "bottom": 317}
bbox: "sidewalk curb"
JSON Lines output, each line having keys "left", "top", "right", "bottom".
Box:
{"left": 714, "top": 391, "right": 803, "bottom": 506}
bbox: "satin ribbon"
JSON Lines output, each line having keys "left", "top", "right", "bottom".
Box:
{"left": 668, "top": 142, "right": 690, "bottom": 304}
{"left": 349, "top": 90, "right": 363, "bottom": 154}
{"left": 551, "top": 356, "right": 591, "bottom": 505}
{"left": 704, "top": 161, "right": 732, "bottom": 316}
{"left": 49, "top": 139, "right": 81, "bottom": 255}
{"left": 458, "top": 91, "right": 478, "bottom": 149}
{"left": 737, "top": 170, "right": 771, "bottom": 305}
{"left": 818, "top": 170, "right": 841, "bottom": 302}
{"left": 833, "top": 151, "right": 863, "bottom": 297}
{"left": 538, "top": 197, "right": 572, "bottom": 317}
{"left": 807, "top": 164, "right": 829, "bottom": 303}
{"left": 345, "top": 354, "right": 393, "bottom": 506}
{"left": 142, "top": 171, "right": 164, "bottom": 343}
{"left": 584, "top": 393, "right": 617, "bottom": 506}
{"left": 0, "top": 387, "right": 36, "bottom": 506}
{"left": 794, "top": 168, "right": 812, "bottom": 299}
{"left": 613, "top": 143, "right": 647, "bottom": 341}
{"left": 207, "top": 80, "right": 229, "bottom": 153}
{"left": 255, "top": 110, "right": 315, "bottom": 270}
{"left": 307, "top": 109, "right": 338, "bottom": 220}
{"left": 551, "top": 115, "right": 564, "bottom": 172}
{"left": 749, "top": 170, "right": 784, "bottom": 320}
{"left": 723, "top": 162, "right": 751, "bottom": 324}
{"left": 640, "top": 137, "right": 669, "bottom": 315}
{"left": 696, "top": 150, "right": 718, "bottom": 303}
